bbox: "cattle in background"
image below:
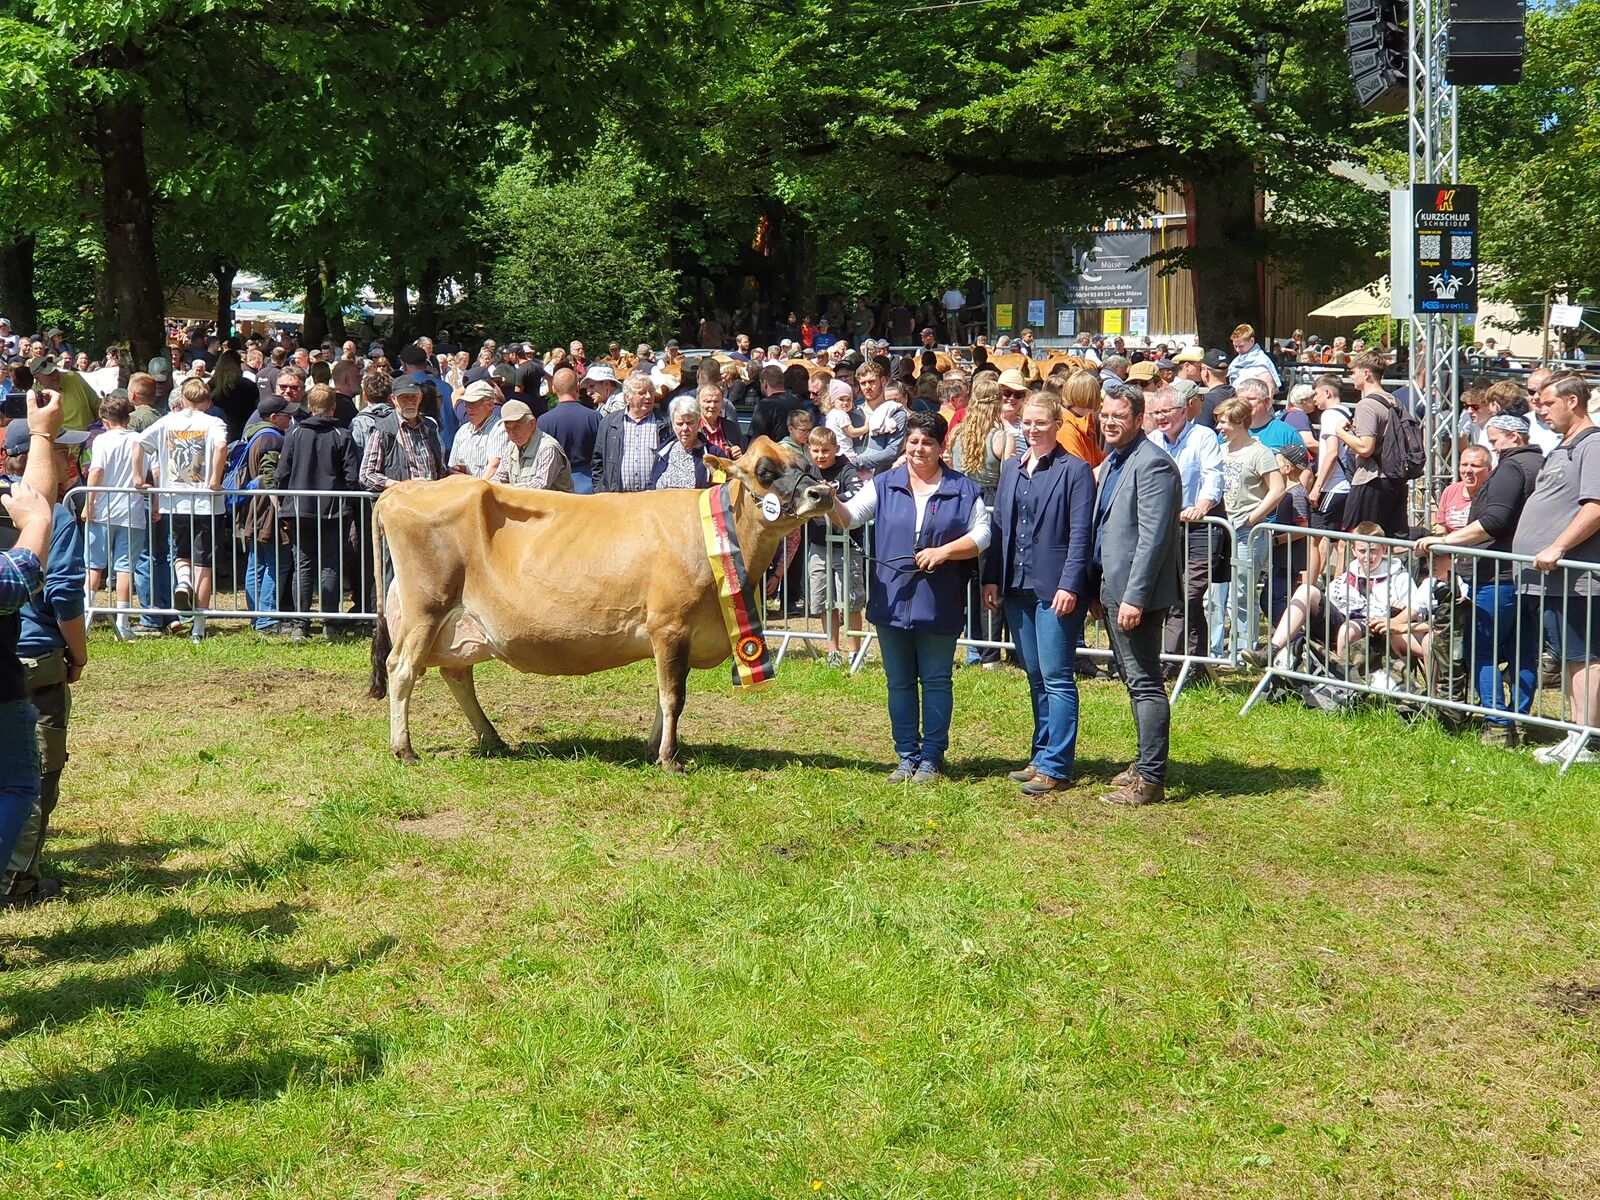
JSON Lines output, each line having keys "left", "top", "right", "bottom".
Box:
{"left": 368, "top": 437, "right": 834, "bottom": 769}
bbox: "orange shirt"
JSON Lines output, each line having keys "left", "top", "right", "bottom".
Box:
{"left": 1057, "top": 407, "right": 1105, "bottom": 468}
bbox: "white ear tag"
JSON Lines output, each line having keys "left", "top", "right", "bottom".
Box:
{"left": 759, "top": 492, "right": 782, "bottom": 522}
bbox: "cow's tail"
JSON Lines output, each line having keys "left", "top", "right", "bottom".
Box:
{"left": 368, "top": 500, "right": 390, "bottom": 701}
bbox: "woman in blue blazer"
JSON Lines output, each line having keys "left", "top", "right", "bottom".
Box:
{"left": 981, "top": 394, "right": 1096, "bottom": 794}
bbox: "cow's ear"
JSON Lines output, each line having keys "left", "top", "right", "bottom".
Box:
{"left": 704, "top": 452, "right": 735, "bottom": 479}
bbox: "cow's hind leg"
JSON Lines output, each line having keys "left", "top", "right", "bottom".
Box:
{"left": 649, "top": 630, "right": 692, "bottom": 772}
{"left": 440, "top": 665, "right": 506, "bottom": 754}
{"left": 388, "top": 617, "right": 445, "bottom": 763}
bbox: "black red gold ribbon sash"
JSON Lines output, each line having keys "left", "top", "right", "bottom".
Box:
{"left": 699, "top": 483, "right": 776, "bottom": 689}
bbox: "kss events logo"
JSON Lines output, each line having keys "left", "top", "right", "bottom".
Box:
{"left": 1435, "top": 189, "right": 1456, "bottom": 212}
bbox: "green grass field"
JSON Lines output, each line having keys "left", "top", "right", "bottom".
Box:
{"left": 1, "top": 632, "right": 1598, "bottom": 1198}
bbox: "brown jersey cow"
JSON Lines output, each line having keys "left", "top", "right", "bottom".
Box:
{"left": 368, "top": 437, "right": 833, "bottom": 769}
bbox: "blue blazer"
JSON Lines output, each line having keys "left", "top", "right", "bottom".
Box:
{"left": 983, "top": 449, "right": 1095, "bottom": 604}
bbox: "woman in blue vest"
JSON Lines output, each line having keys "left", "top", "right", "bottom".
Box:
{"left": 831, "top": 410, "right": 990, "bottom": 782}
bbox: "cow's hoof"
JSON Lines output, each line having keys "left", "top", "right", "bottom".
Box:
{"left": 478, "top": 738, "right": 508, "bottom": 757}
{"left": 395, "top": 748, "right": 420, "bottom": 765}
{"left": 659, "top": 759, "right": 686, "bottom": 775}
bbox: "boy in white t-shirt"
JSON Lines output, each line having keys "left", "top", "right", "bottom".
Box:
{"left": 138, "top": 377, "right": 228, "bottom": 640}
{"left": 83, "top": 394, "right": 149, "bottom": 640}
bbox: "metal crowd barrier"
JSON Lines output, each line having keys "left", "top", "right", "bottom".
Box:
{"left": 1237, "top": 522, "right": 1600, "bottom": 773}
{"left": 761, "top": 511, "right": 1242, "bottom": 701}
{"left": 69, "top": 485, "right": 378, "bottom": 634}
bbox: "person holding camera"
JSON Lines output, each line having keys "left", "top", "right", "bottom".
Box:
{"left": 0, "top": 393, "right": 64, "bottom": 899}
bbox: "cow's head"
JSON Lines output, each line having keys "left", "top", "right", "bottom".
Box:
{"left": 706, "top": 437, "right": 835, "bottom": 526}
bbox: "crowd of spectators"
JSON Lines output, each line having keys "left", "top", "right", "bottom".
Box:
{"left": 2, "top": 306, "right": 1598, "bottom": 907}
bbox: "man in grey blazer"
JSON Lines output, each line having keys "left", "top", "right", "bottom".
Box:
{"left": 1090, "top": 382, "right": 1185, "bottom": 805}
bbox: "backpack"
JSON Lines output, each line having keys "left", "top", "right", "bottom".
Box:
{"left": 1373, "top": 391, "right": 1426, "bottom": 481}
{"left": 1330, "top": 405, "right": 1357, "bottom": 480}
{"left": 222, "top": 426, "right": 278, "bottom": 514}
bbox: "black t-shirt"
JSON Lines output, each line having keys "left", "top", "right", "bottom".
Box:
{"left": 1197, "top": 385, "right": 1234, "bottom": 431}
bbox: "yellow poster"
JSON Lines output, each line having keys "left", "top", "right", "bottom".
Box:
{"left": 1103, "top": 309, "right": 1123, "bottom": 335}
{"left": 994, "top": 303, "right": 1013, "bottom": 330}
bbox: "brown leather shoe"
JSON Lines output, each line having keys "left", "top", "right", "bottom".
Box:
{"left": 1021, "top": 772, "right": 1070, "bottom": 795}
{"left": 1100, "top": 777, "right": 1167, "bottom": 806}
{"left": 1108, "top": 764, "right": 1139, "bottom": 788}
{"left": 1007, "top": 764, "right": 1038, "bottom": 782}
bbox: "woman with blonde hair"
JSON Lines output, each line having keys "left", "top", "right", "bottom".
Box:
{"left": 1057, "top": 369, "right": 1104, "bottom": 468}
{"left": 947, "top": 373, "right": 1017, "bottom": 666}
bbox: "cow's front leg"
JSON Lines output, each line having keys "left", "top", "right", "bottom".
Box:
{"left": 388, "top": 619, "right": 443, "bottom": 763}
{"left": 440, "top": 665, "right": 506, "bottom": 754}
{"left": 649, "top": 629, "right": 692, "bottom": 772}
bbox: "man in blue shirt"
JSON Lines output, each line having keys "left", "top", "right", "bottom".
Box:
{"left": 0, "top": 415, "right": 85, "bottom": 908}
{"left": 1149, "top": 385, "right": 1224, "bottom": 671}
{"left": 1236, "top": 376, "right": 1300, "bottom": 454}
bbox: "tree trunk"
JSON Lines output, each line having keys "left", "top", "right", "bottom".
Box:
{"left": 93, "top": 97, "right": 166, "bottom": 363}
{"left": 788, "top": 221, "right": 818, "bottom": 318}
{"left": 213, "top": 262, "right": 236, "bottom": 341}
{"left": 417, "top": 259, "right": 440, "bottom": 340}
{"left": 323, "top": 260, "right": 345, "bottom": 340}
{"left": 0, "top": 235, "right": 38, "bottom": 333}
{"left": 303, "top": 267, "right": 327, "bottom": 345}
{"left": 1187, "top": 153, "right": 1263, "bottom": 353}
{"left": 391, "top": 262, "right": 411, "bottom": 345}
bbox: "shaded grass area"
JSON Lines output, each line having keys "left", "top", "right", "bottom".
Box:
{"left": 1, "top": 632, "right": 1598, "bottom": 1198}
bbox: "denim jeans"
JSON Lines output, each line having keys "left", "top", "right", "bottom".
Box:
{"left": 292, "top": 519, "right": 347, "bottom": 634}
{"left": 1004, "top": 593, "right": 1083, "bottom": 779}
{"left": 1473, "top": 581, "right": 1538, "bottom": 726}
{"left": 245, "top": 538, "right": 289, "bottom": 631}
{"left": 136, "top": 520, "right": 173, "bottom": 628}
{"left": 875, "top": 625, "right": 958, "bottom": 766}
{"left": 0, "top": 698, "right": 39, "bottom": 871}
{"left": 570, "top": 473, "right": 594, "bottom": 495}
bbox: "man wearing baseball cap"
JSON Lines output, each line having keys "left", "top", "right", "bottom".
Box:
{"left": 28, "top": 356, "right": 98, "bottom": 432}
{"left": 1195, "top": 349, "right": 1234, "bottom": 430}
{"left": 484, "top": 399, "right": 574, "bottom": 492}
{"left": 358, "top": 374, "right": 447, "bottom": 492}
{"left": 1, "top": 410, "right": 87, "bottom": 907}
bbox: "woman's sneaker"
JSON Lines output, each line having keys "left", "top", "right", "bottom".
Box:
{"left": 1535, "top": 732, "right": 1597, "bottom": 766}
{"left": 911, "top": 760, "right": 943, "bottom": 784}
{"left": 887, "top": 758, "right": 919, "bottom": 783}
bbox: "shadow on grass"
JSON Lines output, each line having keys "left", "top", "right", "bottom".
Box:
{"left": 1176, "top": 756, "right": 1324, "bottom": 798}
{"left": 477, "top": 733, "right": 890, "bottom": 774}
{"left": 51, "top": 833, "right": 221, "bottom": 893}
{"left": 0, "top": 1026, "right": 389, "bottom": 1133}
{"left": 10, "top": 901, "right": 303, "bottom": 966}
{"left": 0, "top": 935, "right": 398, "bottom": 1042}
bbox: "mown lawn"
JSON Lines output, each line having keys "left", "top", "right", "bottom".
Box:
{"left": 1, "top": 632, "right": 1598, "bottom": 1199}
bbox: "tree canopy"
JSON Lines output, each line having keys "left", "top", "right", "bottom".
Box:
{"left": 0, "top": 0, "right": 1590, "bottom": 353}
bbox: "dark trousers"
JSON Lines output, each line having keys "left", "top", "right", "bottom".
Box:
{"left": 292, "top": 518, "right": 346, "bottom": 635}
{"left": 1164, "top": 525, "right": 1213, "bottom": 663}
{"left": 1105, "top": 604, "right": 1171, "bottom": 785}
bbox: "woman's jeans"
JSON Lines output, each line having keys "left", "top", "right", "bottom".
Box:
{"left": 876, "top": 626, "right": 958, "bottom": 766}
{"left": 1473, "top": 580, "right": 1537, "bottom": 727}
{"left": 1004, "top": 594, "right": 1084, "bottom": 779}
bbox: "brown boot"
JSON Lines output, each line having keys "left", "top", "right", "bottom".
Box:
{"left": 1007, "top": 763, "right": 1038, "bottom": 783}
{"left": 1108, "top": 764, "right": 1139, "bottom": 788}
{"left": 1020, "top": 772, "right": 1070, "bottom": 795}
{"left": 1100, "top": 776, "right": 1167, "bottom": 806}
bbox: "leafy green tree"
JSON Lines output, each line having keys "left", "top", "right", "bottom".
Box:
{"left": 1463, "top": 0, "right": 1600, "bottom": 340}
{"left": 480, "top": 148, "right": 681, "bottom": 347}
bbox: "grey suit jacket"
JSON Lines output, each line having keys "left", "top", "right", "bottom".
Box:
{"left": 1092, "top": 433, "right": 1184, "bottom": 611}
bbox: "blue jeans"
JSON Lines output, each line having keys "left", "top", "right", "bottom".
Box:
{"left": 0, "top": 698, "right": 39, "bottom": 870}
{"left": 136, "top": 520, "right": 173, "bottom": 628}
{"left": 571, "top": 472, "right": 594, "bottom": 495}
{"left": 245, "top": 538, "right": 288, "bottom": 631}
{"left": 1004, "top": 593, "right": 1084, "bottom": 779}
{"left": 1473, "top": 582, "right": 1538, "bottom": 727}
{"left": 876, "top": 626, "right": 958, "bottom": 766}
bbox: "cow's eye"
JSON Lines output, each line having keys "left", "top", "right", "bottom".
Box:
{"left": 754, "top": 458, "right": 784, "bottom": 486}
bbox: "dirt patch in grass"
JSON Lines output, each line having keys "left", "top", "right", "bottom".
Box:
{"left": 393, "top": 811, "right": 479, "bottom": 840}
{"left": 1538, "top": 981, "right": 1600, "bottom": 1017}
